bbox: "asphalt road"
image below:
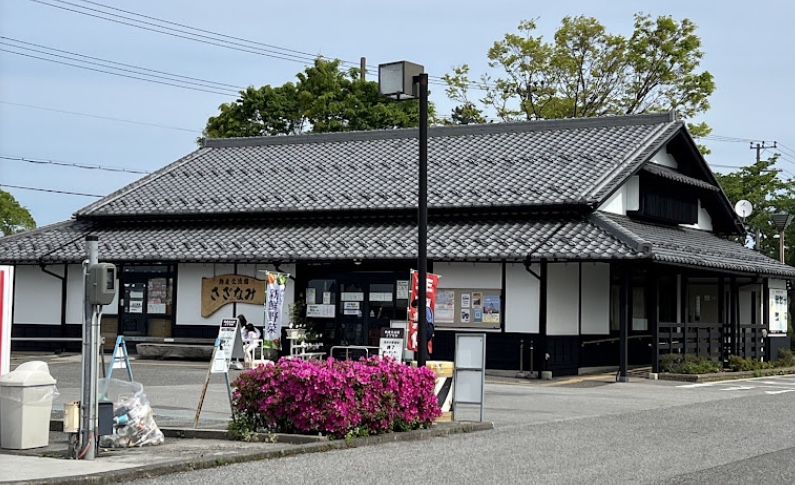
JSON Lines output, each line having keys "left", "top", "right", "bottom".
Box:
{"left": 16, "top": 354, "right": 795, "bottom": 484}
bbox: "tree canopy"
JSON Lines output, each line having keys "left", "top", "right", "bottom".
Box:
{"left": 714, "top": 157, "right": 795, "bottom": 266}
{"left": 203, "top": 58, "right": 427, "bottom": 140}
{"left": 442, "top": 14, "right": 715, "bottom": 140}
{"left": 0, "top": 189, "right": 36, "bottom": 236}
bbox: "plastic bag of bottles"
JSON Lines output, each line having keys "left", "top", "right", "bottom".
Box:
{"left": 97, "top": 378, "right": 164, "bottom": 448}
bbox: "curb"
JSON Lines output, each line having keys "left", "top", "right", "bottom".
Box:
{"left": 25, "top": 421, "right": 493, "bottom": 485}
{"left": 658, "top": 366, "right": 795, "bottom": 383}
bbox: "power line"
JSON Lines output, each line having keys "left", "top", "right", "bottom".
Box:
{"left": 28, "top": 0, "right": 461, "bottom": 89}
{"left": 73, "top": 0, "right": 336, "bottom": 64}
{"left": 0, "top": 155, "right": 150, "bottom": 174}
{"left": 1, "top": 183, "right": 103, "bottom": 198}
{"left": 0, "top": 38, "right": 241, "bottom": 94}
{"left": 0, "top": 48, "right": 236, "bottom": 96}
{"left": 0, "top": 100, "right": 201, "bottom": 133}
{"left": 28, "top": 0, "right": 326, "bottom": 65}
{"left": 1, "top": 37, "right": 243, "bottom": 91}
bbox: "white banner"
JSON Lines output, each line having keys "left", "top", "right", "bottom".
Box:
{"left": 264, "top": 272, "right": 288, "bottom": 339}
{"left": 0, "top": 265, "right": 14, "bottom": 376}
{"left": 770, "top": 288, "right": 788, "bottom": 333}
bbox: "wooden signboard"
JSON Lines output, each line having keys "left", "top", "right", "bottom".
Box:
{"left": 201, "top": 274, "right": 265, "bottom": 317}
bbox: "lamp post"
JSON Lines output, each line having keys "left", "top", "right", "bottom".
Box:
{"left": 378, "top": 61, "right": 429, "bottom": 367}
{"left": 771, "top": 213, "right": 793, "bottom": 264}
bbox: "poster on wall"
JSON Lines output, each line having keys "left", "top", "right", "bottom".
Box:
{"left": 461, "top": 293, "right": 471, "bottom": 309}
{"left": 306, "top": 288, "right": 316, "bottom": 304}
{"left": 471, "top": 292, "right": 483, "bottom": 308}
{"left": 770, "top": 289, "right": 788, "bottom": 333}
{"left": 435, "top": 290, "right": 455, "bottom": 324}
{"left": 397, "top": 280, "right": 409, "bottom": 300}
{"left": 482, "top": 295, "right": 501, "bottom": 324}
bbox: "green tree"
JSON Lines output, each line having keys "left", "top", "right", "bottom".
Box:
{"left": 442, "top": 14, "right": 715, "bottom": 141}
{"left": 714, "top": 156, "right": 795, "bottom": 266}
{"left": 0, "top": 189, "right": 36, "bottom": 236}
{"left": 203, "top": 58, "right": 426, "bottom": 140}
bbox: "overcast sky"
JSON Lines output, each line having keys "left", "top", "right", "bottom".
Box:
{"left": 2, "top": 0, "right": 794, "bottom": 228}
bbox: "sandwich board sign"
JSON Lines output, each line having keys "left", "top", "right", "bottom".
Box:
{"left": 379, "top": 327, "right": 405, "bottom": 361}
{"left": 217, "top": 318, "right": 244, "bottom": 365}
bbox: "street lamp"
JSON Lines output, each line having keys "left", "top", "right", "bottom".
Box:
{"left": 771, "top": 213, "right": 793, "bottom": 264}
{"left": 378, "top": 61, "right": 429, "bottom": 367}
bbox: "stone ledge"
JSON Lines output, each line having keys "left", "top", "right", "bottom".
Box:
{"left": 658, "top": 366, "right": 795, "bottom": 383}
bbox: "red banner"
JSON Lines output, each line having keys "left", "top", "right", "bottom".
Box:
{"left": 407, "top": 270, "right": 439, "bottom": 353}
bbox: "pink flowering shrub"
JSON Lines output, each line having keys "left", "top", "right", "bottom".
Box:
{"left": 231, "top": 357, "right": 441, "bottom": 438}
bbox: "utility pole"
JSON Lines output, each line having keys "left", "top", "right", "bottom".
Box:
{"left": 749, "top": 141, "right": 778, "bottom": 250}
{"left": 750, "top": 141, "right": 777, "bottom": 163}
{"left": 79, "top": 236, "right": 99, "bottom": 459}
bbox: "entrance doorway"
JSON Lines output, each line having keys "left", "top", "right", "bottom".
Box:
{"left": 118, "top": 265, "right": 175, "bottom": 338}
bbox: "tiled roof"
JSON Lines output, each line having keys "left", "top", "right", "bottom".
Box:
{"left": 77, "top": 113, "right": 679, "bottom": 218}
{"left": 0, "top": 215, "right": 638, "bottom": 264}
{"left": 595, "top": 212, "right": 795, "bottom": 278}
{"left": 641, "top": 163, "right": 720, "bottom": 191}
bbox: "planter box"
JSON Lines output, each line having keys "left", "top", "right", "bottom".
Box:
{"left": 285, "top": 328, "right": 306, "bottom": 340}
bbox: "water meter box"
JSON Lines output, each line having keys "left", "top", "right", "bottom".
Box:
{"left": 88, "top": 263, "right": 117, "bottom": 305}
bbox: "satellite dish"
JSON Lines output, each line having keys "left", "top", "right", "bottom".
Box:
{"left": 734, "top": 200, "right": 753, "bottom": 219}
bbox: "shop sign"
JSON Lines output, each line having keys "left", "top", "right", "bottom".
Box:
{"left": 201, "top": 274, "right": 265, "bottom": 317}
{"left": 307, "top": 304, "right": 335, "bottom": 318}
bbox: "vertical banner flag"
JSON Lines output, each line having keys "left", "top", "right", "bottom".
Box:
{"left": 264, "top": 272, "right": 288, "bottom": 340}
{"left": 407, "top": 270, "right": 439, "bottom": 352}
{"left": 0, "top": 265, "right": 14, "bottom": 376}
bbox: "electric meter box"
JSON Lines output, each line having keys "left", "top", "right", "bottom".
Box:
{"left": 88, "top": 263, "right": 117, "bottom": 305}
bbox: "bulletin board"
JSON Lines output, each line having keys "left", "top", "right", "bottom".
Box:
{"left": 433, "top": 288, "right": 501, "bottom": 330}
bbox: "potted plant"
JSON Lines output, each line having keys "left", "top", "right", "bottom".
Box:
{"left": 286, "top": 301, "right": 308, "bottom": 340}
{"left": 260, "top": 338, "right": 280, "bottom": 362}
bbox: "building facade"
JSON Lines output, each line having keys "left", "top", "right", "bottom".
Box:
{"left": 2, "top": 113, "right": 793, "bottom": 375}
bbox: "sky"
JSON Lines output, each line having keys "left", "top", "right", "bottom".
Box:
{"left": 2, "top": 0, "right": 795, "bottom": 228}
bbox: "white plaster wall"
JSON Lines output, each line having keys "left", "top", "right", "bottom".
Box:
{"left": 177, "top": 263, "right": 235, "bottom": 326}
{"left": 547, "top": 263, "right": 580, "bottom": 335}
{"left": 13, "top": 265, "right": 62, "bottom": 325}
{"left": 651, "top": 147, "right": 678, "bottom": 168}
{"left": 681, "top": 200, "right": 714, "bottom": 231}
{"left": 65, "top": 264, "right": 83, "bottom": 325}
{"left": 505, "top": 263, "right": 539, "bottom": 333}
{"left": 599, "top": 186, "right": 624, "bottom": 215}
{"left": 580, "top": 263, "right": 610, "bottom": 335}
{"left": 769, "top": 279, "right": 787, "bottom": 290}
{"left": 435, "top": 262, "right": 501, "bottom": 289}
{"left": 598, "top": 176, "right": 638, "bottom": 215}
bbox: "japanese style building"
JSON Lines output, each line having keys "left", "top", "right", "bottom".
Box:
{"left": 2, "top": 112, "right": 793, "bottom": 376}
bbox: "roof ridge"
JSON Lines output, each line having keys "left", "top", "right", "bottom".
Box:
{"left": 589, "top": 212, "right": 652, "bottom": 255}
{"left": 76, "top": 148, "right": 211, "bottom": 218}
{"left": 203, "top": 112, "right": 677, "bottom": 149}
{"left": 585, "top": 120, "right": 681, "bottom": 201}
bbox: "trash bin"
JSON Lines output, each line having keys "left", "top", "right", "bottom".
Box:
{"left": 0, "top": 364, "right": 57, "bottom": 449}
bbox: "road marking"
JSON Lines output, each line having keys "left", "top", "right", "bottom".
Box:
{"left": 720, "top": 386, "right": 754, "bottom": 391}
{"left": 676, "top": 383, "right": 714, "bottom": 388}
{"left": 764, "top": 389, "right": 795, "bottom": 395}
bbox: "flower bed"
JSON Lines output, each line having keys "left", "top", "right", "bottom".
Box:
{"left": 231, "top": 357, "right": 441, "bottom": 439}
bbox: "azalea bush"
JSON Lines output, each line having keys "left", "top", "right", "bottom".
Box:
{"left": 230, "top": 357, "right": 441, "bottom": 439}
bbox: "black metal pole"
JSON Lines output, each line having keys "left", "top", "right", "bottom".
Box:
{"left": 417, "top": 72, "right": 429, "bottom": 368}
{"left": 618, "top": 266, "right": 629, "bottom": 382}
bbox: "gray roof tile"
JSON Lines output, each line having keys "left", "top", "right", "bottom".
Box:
{"left": 77, "top": 114, "right": 679, "bottom": 218}
{"left": 0, "top": 215, "right": 637, "bottom": 264}
{"left": 596, "top": 212, "right": 795, "bottom": 278}
{"left": 641, "top": 163, "right": 719, "bottom": 191}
